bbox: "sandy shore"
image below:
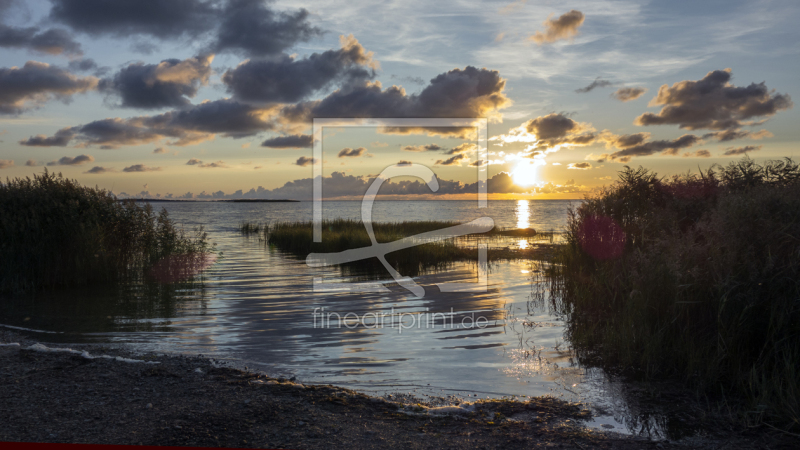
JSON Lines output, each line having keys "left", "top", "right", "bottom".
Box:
{"left": 0, "top": 330, "right": 787, "bottom": 449}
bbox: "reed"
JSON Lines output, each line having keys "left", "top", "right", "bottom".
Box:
{"left": 548, "top": 157, "right": 800, "bottom": 430}
{"left": 0, "top": 170, "right": 213, "bottom": 292}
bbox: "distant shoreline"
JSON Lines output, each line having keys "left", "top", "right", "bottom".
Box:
{"left": 122, "top": 199, "right": 300, "bottom": 203}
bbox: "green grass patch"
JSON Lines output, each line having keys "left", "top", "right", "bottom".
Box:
{"left": 548, "top": 157, "right": 800, "bottom": 430}
{"left": 0, "top": 170, "right": 214, "bottom": 293}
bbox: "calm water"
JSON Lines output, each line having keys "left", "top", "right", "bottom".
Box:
{"left": 1, "top": 200, "right": 691, "bottom": 438}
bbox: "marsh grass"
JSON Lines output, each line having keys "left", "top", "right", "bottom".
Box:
{"left": 247, "top": 219, "right": 560, "bottom": 276}
{"left": 0, "top": 171, "right": 213, "bottom": 293}
{"left": 548, "top": 157, "right": 800, "bottom": 430}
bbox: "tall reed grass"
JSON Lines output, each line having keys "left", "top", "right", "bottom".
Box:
{"left": 0, "top": 171, "right": 213, "bottom": 292}
{"left": 549, "top": 157, "right": 800, "bottom": 430}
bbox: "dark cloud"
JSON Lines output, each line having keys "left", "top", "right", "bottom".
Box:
{"left": 19, "top": 127, "right": 75, "bottom": 146}
{"left": 198, "top": 160, "right": 227, "bottom": 168}
{"left": 402, "top": 144, "right": 443, "bottom": 152}
{"left": 47, "top": 154, "right": 94, "bottom": 166}
{"left": 397, "top": 160, "right": 412, "bottom": 166}
{"left": 186, "top": 158, "right": 203, "bottom": 165}
{"left": 634, "top": 69, "right": 792, "bottom": 130}
{"left": 24, "top": 159, "right": 40, "bottom": 166}
{"left": 523, "top": 113, "right": 595, "bottom": 148}
{"left": 683, "top": 150, "right": 711, "bottom": 158}
{"left": 261, "top": 133, "right": 312, "bottom": 148}
{"left": 281, "top": 66, "right": 510, "bottom": 137}
{"left": 469, "top": 160, "right": 487, "bottom": 167}
{"left": 445, "top": 143, "right": 476, "bottom": 155}
{"left": 435, "top": 153, "right": 466, "bottom": 166}
{"left": 223, "top": 35, "right": 375, "bottom": 103}
{"left": 153, "top": 147, "right": 167, "bottom": 154}
{"left": 531, "top": 10, "right": 585, "bottom": 44}
{"left": 598, "top": 134, "right": 700, "bottom": 162}
{"left": 295, "top": 156, "right": 316, "bottom": 167}
{"left": 0, "top": 61, "right": 97, "bottom": 115}
{"left": 99, "top": 55, "right": 213, "bottom": 109}
{"left": 575, "top": 77, "right": 613, "bottom": 93}
{"left": 84, "top": 166, "right": 114, "bottom": 173}
{"left": 212, "top": 0, "right": 322, "bottom": 56}
{"left": 49, "top": 0, "right": 218, "bottom": 39}
{"left": 0, "top": 159, "right": 13, "bottom": 169}
{"left": 0, "top": 24, "right": 83, "bottom": 56}
{"left": 338, "top": 147, "right": 366, "bottom": 158}
{"left": 67, "top": 58, "right": 98, "bottom": 72}
{"left": 612, "top": 87, "right": 646, "bottom": 102}
{"left": 567, "top": 162, "right": 592, "bottom": 169}
{"left": 702, "top": 128, "right": 772, "bottom": 142}
{"left": 20, "top": 99, "right": 274, "bottom": 148}
{"left": 123, "top": 164, "right": 161, "bottom": 172}
{"left": 723, "top": 145, "right": 762, "bottom": 156}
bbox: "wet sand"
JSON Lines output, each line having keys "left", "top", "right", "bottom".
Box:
{"left": 0, "top": 331, "right": 787, "bottom": 449}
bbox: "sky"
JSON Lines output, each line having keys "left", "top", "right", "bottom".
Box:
{"left": 0, "top": 0, "right": 798, "bottom": 200}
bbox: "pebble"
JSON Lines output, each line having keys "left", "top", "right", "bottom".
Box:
{"left": 298, "top": 421, "right": 305, "bottom": 426}
{"left": 146, "top": 403, "right": 153, "bottom": 409}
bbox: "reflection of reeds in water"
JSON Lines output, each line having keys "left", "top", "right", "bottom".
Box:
{"left": 547, "top": 157, "right": 800, "bottom": 430}
{"left": 0, "top": 171, "right": 214, "bottom": 292}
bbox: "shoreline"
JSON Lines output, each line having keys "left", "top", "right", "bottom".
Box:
{"left": 0, "top": 330, "right": 783, "bottom": 449}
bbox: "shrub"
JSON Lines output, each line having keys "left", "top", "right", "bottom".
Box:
{"left": 550, "top": 157, "right": 800, "bottom": 430}
{"left": 0, "top": 171, "right": 213, "bottom": 292}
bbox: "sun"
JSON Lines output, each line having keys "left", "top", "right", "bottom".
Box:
{"left": 512, "top": 161, "right": 539, "bottom": 186}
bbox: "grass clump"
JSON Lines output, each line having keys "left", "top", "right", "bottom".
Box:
{"left": 266, "top": 219, "right": 473, "bottom": 276}
{"left": 549, "top": 157, "right": 800, "bottom": 430}
{"left": 0, "top": 171, "right": 213, "bottom": 293}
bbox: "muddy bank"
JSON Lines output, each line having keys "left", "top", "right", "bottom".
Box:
{"left": 0, "top": 331, "right": 788, "bottom": 449}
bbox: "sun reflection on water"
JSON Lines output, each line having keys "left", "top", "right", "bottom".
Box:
{"left": 516, "top": 199, "right": 530, "bottom": 229}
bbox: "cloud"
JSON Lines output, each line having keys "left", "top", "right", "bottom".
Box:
{"left": 19, "top": 99, "right": 275, "bottom": 148}
{"left": 198, "top": 160, "right": 227, "bottom": 168}
{"left": 295, "top": 156, "right": 316, "bottom": 167}
{"left": 402, "top": 143, "right": 443, "bottom": 152}
{"left": 48, "top": 0, "right": 219, "bottom": 39}
{"left": 397, "top": 160, "right": 412, "bottom": 166}
{"left": 530, "top": 10, "right": 585, "bottom": 44}
{"left": 211, "top": 0, "right": 322, "bottom": 57}
{"left": 223, "top": 35, "right": 376, "bottom": 103}
{"left": 18, "top": 127, "right": 75, "bottom": 146}
{"left": 445, "top": 143, "right": 477, "bottom": 155}
{"left": 338, "top": 147, "right": 367, "bottom": 158}
{"left": 68, "top": 58, "right": 98, "bottom": 72}
{"left": 261, "top": 133, "right": 312, "bottom": 148}
{"left": 0, "top": 159, "right": 13, "bottom": 169}
{"left": 99, "top": 54, "right": 213, "bottom": 109}
{"left": 0, "top": 61, "right": 98, "bottom": 115}
{"left": 84, "top": 166, "right": 114, "bottom": 174}
{"left": 0, "top": 24, "right": 83, "bottom": 56}
{"left": 281, "top": 66, "right": 511, "bottom": 136}
{"left": 575, "top": 77, "right": 613, "bottom": 93}
{"left": 153, "top": 147, "right": 167, "bottom": 154}
{"left": 723, "top": 145, "right": 762, "bottom": 156}
{"left": 598, "top": 134, "right": 700, "bottom": 162}
{"left": 634, "top": 69, "right": 793, "bottom": 130}
{"left": 683, "top": 150, "right": 711, "bottom": 158}
{"left": 122, "top": 164, "right": 161, "bottom": 172}
{"left": 46, "top": 154, "right": 94, "bottom": 166}
{"left": 568, "top": 162, "right": 592, "bottom": 169}
{"left": 186, "top": 158, "right": 203, "bottom": 165}
{"left": 435, "top": 153, "right": 466, "bottom": 166}
{"left": 612, "top": 87, "right": 647, "bottom": 102}
{"left": 702, "top": 129, "right": 773, "bottom": 142}
{"left": 25, "top": 159, "right": 40, "bottom": 166}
